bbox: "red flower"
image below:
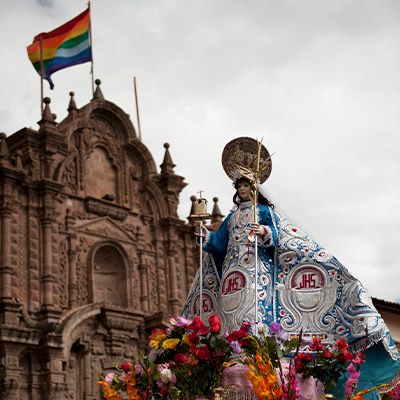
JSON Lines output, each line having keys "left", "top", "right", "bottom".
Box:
{"left": 160, "top": 386, "right": 169, "bottom": 395}
{"left": 208, "top": 315, "right": 220, "bottom": 326}
{"left": 120, "top": 362, "right": 131, "bottom": 372}
{"left": 197, "top": 345, "right": 211, "bottom": 360}
{"left": 187, "top": 316, "right": 203, "bottom": 331}
{"left": 297, "top": 352, "right": 314, "bottom": 363}
{"left": 208, "top": 315, "right": 221, "bottom": 333}
{"left": 336, "top": 351, "right": 353, "bottom": 363}
{"left": 188, "top": 332, "right": 199, "bottom": 343}
{"left": 240, "top": 338, "right": 251, "bottom": 346}
{"left": 227, "top": 329, "right": 249, "bottom": 343}
{"left": 322, "top": 350, "right": 333, "bottom": 358}
{"left": 345, "top": 352, "right": 354, "bottom": 362}
{"left": 355, "top": 351, "right": 366, "bottom": 364}
{"left": 310, "top": 338, "right": 324, "bottom": 352}
{"left": 240, "top": 321, "right": 251, "bottom": 332}
{"left": 174, "top": 353, "right": 187, "bottom": 364}
{"left": 189, "top": 343, "right": 197, "bottom": 354}
{"left": 336, "top": 339, "right": 349, "bottom": 351}
{"left": 198, "top": 325, "right": 208, "bottom": 335}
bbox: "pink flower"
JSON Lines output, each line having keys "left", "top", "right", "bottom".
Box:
{"left": 230, "top": 340, "right": 242, "bottom": 354}
{"left": 277, "top": 330, "right": 289, "bottom": 342}
{"left": 135, "top": 364, "right": 143, "bottom": 374}
{"left": 104, "top": 372, "right": 115, "bottom": 386}
{"left": 176, "top": 316, "right": 192, "bottom": 327}
{"left": 170, "top": 373, "right": 177, "bottom": 385}
{"left": 270, "top": 321, "right": 281, "bottom": 334}
{"left": 347, "top": 363, "right": 360, "bottom": 380}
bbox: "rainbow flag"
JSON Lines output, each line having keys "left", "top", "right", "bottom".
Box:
{"left": 27, "top": 7, "right": 92, "bottom": 89}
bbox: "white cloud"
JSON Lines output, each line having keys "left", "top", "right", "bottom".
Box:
{"left": 0, "top": 0, "right": 399, "bottom": 302}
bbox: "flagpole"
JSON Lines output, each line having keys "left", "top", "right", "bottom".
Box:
{"left": 88, "top": 1, "right": 94, "bottom": 96}
{"left": 133, "top": 77, "right": 142, "bottom": 141}
{"left": 40, "top": 37, "right": 44, "bottom": 116}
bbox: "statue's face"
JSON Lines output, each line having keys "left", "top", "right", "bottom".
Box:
{"left": 237, "top": 181, "right": 252, "bottom": 201}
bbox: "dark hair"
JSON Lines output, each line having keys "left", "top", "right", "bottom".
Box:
{"left": 233, "top": 177, "right": 274, "bottom": 208}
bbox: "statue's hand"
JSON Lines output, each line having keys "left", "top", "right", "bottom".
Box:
{"left": 250, "top": 223, "right": 267, "bottom": 238}
{"left": 194, "top": 225, "right": 208, "bottom": 238}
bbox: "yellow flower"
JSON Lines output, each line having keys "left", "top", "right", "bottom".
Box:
{"left": 162, "top": 338, "right": 180, "bottom": 350}
{"left": 149, "top": 334, "right": 167, "bottom": 349}
{"left": 182, "top": 334, "right": 191, "bottom": 345}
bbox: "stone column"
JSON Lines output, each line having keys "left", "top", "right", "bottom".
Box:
{"left": 41, "top": 216, "right": 54, "bottom": 308}
{"left": 138, "top": 258, "right": 149, "bottom": 313}
{"left": 167, "top": 247, "right": 180, "bottom": 317}
{"left": 0, "top": 205, "right": 12, "bottom": 301}
{"left": 65, "top": 210, "right": 78, "bottom": 309}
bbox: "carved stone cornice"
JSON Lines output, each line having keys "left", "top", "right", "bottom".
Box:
{"left": 99, "top": 307, "right": 143, "bottom": 333}
{"left": 84, "top": 197, "right": 130, "bottom": 221}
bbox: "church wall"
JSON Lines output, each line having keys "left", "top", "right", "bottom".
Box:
{"left": 0, "top": 90, "right": 196, "bottom": 399}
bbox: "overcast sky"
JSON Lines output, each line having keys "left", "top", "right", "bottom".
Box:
{"left": 1, "top": 0, "right": 399, "bottom": 302}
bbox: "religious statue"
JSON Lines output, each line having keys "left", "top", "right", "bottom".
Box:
{"left": 181, "top": 137, "right": 400, "bottom": 398}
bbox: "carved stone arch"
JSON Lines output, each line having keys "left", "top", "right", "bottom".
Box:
{"left": 53, "top": 150, "right": 79, "bottom": 194}
{"left": 88, "top": 99, "right": 137, "bottom": 144}
{"left": 88, "top": 240, "right": 132, "bottom": 307}
{"left": 141, "top": 180, "right": 169, "bottom": 220}
{"left": 57, "top": 304, "right": 102, "bottom": 400}
{"left": 125, "top": 139, "right": 158, "bottom": 180}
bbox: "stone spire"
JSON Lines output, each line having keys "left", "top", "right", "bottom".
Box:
{"left": 158, "top": 142, "right": 186, "bottom": 218}
{"left": 38, "top": 97, "right": 57, "bottom": 132}
{"left": 160, "top": 143, "right": 176, "bottom": 174}
{"left": 93, "top": 79, "right": 104, "bottom": 100}
{"left": 211, "top": 197, "right": 224, "bottom": 224}
{"left": 68, "top": 91, "right": 77, "bottom": 114}
{"left": 0, "top": 132, "right": 12, "bottom": 167}
{"left": 188, "top": 195, "right": 197, "bottom": 224}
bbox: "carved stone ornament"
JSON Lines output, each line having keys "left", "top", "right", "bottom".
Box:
{"left": 84, "top": 197, "right": 129, "bottom": 221}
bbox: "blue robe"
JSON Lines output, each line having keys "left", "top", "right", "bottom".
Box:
{"left": 181, "top": 201, "right": 400, "bottom": 397}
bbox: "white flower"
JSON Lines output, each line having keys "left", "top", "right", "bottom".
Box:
{"left": 160, "top": 368, "right": 172, "bottom": 383}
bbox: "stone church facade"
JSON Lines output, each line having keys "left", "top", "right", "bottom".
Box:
{"left": 0, "top": 82, "right": 223, "bottom": 400}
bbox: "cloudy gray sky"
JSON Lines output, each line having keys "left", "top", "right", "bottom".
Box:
{"left": 1, "top": 0, "right": 399, "bottom": 302}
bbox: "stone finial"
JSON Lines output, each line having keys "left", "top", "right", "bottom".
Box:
{"left": 160, "top": 143, "right": 176, "bottom": 174}
{"left": 68, "top": 91, "right": 77, "bottom": 113}
{"left": 14, "top": 150, "right": 24, "bottom": 170}
{"left": 211, "top": 197, "right": 224, "bottom": 223}
{"left": 38, "top": 97, "right": 57, "bottom": 131}
{"left": 42, "top": 97, "right": 56, "bottom": 122}
{"left": 188, "top": 195, "right": 197, "bottom": 223}
{"left": 0, "top": 132, "right": 12, "bottom": 167}
{"left": 93, "top": 79, "right": 104, "bottom": 100}
{"left": 0, "top": 132, "right": 9, "bottom": 156}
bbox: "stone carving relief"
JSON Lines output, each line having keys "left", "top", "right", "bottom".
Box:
{"left": 61, "top": 154, "right": 78, "bottom": 194}
{"left": 11, "top": 210, "right": 26, "bottom": 302}
{"left": 76, "top": 236, "right": 92, "bottom": 305}
{"left": 58, "top": 238, "right": 68, "bottom": 310}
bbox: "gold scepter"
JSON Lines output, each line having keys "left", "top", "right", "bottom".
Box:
{"left": 232, "top": 138, "right": 272, "bottom": 331}
{"left": 190, "top": 190, "right": 212, "bottom": 320}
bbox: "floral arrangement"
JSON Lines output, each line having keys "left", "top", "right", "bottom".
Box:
{"left": 97, "top": 316, "right": 399, "bottom": 400}
{"left": 98, "top": 314, "right": 232, "bottom": 399}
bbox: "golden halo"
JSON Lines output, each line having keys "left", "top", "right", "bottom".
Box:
{"left": 221, "top": 137, "right": 272, "bottom": 184}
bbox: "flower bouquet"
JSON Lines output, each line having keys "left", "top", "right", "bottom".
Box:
{"left": 98, "top": 317, "right": 399, "bottom": 400}
{"left": 98, "top": 314, "right": 232, "bottom": 399}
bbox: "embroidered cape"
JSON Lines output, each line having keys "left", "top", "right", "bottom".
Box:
{"left": 181, "top": 202, "right": 399, "bottom": 361}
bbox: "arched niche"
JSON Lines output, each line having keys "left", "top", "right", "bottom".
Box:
{"left": 85, "top": 146, "right": 118, "bottom": 201}
{"left": 89, "top": 242, "right": 130, "bottom": 307}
